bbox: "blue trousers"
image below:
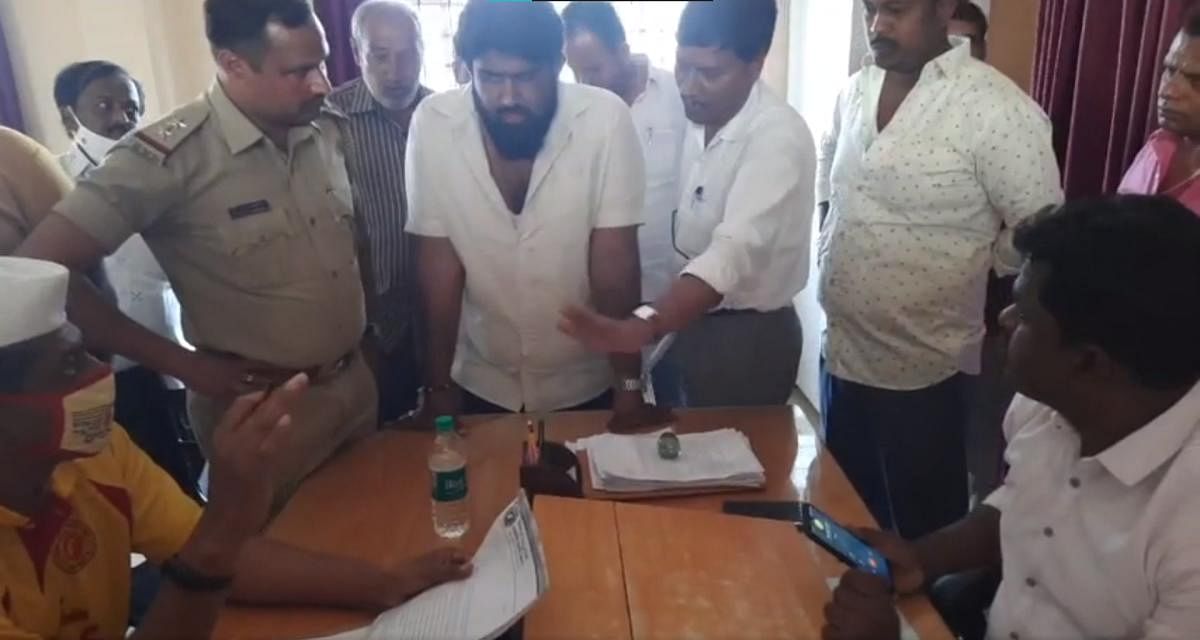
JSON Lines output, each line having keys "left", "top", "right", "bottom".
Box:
{"left": 821, "top": 365, "right": 971, "bottom": 538}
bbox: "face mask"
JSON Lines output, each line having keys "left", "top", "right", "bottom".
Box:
{"left": 63, "top": 109, "right": 119, "bottom": 175}
{"left": 0, "top": 367, "right": 116, "bottom": 459}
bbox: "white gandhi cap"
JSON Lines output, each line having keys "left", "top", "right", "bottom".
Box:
{"left": 0, "top": 256, "right": 69, "bottom": 348}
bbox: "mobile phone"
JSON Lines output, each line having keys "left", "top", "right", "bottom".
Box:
{"left": 722, "top": 500, "right": 805, "bottom": 523}
{"left": 798, "top": 503, "right": 892, "bottom": 585}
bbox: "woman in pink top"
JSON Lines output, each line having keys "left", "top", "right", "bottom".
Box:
{"left": 1120, "top": 19, "right": 1200, "bottom": 215}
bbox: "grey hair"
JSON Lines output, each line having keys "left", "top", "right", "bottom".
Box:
{"left": 351, "top": 0, "right": 423, "bottom": 50}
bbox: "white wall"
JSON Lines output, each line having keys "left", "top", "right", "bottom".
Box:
{"left": 787, "top": 0, "right": 858, "bottom": 410}
{"left": 0, "top": 0, "right": 212, "bottom": 151}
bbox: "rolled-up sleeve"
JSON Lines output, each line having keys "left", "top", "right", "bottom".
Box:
{"left": 594, "top": 102, "right": 645, "bottom": 229}
{"left": 404, "top": 102, "right": 447, "bottom": 239}
{"left": 54, "top": 140, "right": 181, "bottom": 254}
{"left": 683, "top": 119, "right": 816, "bottom": 296}
{"left": 975, "top": 96, "right": 1063, "bottom": 275}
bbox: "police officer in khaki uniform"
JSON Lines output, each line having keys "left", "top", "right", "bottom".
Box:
{"left": 18, "top": 0, "right": 375, "bottom": 502}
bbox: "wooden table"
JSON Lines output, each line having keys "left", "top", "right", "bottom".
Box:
{"left": 214, "top": 407, "right": 952, "bottom": 640}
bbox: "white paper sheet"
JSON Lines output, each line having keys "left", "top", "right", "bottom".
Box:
{"left": 307, "top": 492, "right": 548, "bottom": 640}
{"left": 572, "top": 428, "right": 766, "bottom": 493}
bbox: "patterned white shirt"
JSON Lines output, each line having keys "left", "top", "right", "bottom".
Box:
{"left": 985, "top": 383, "right": 1200, "bottom": 640}
{"left": 817, "top": 40, "right": 1062, "bottom": 390}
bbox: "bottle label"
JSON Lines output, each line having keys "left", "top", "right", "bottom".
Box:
{"left": 432, "top": 467, "right": 468, "bottom": 502}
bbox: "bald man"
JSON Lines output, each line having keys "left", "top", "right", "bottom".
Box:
{"left": 328, "top": 0, "right": 430, "bottom": 424}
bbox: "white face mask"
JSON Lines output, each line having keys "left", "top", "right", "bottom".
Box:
{"left": 0, "top": 367, "right": 116, "bottom": 459}
{"left": 63, "top": 109, "right": 120, "bottom": 176}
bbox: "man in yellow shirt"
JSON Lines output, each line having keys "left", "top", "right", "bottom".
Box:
{"left": 0, "top": 256, "right": 470, "bottom": 639}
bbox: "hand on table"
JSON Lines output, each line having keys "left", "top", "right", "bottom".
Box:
{"left": 608, "top": 390, "right": 675, "bottom": 433}
{"left": 558, "top": 305, "right": 653, "bottom": 354}
{"left": 822, "top": 569, "right": 901, "bottom": 640}
{"left": 375, "top": 548, "right": 474, "bottom": 608}
{"left": 852, "top": 528, "right": 926, "bottom": 595}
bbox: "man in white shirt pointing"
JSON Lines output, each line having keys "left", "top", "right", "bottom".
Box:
{"left": 561, "top": 0, "right": 816, "bottom": 408}
{"left": 817, "top": 0, "right": 1062, "bottom": 538}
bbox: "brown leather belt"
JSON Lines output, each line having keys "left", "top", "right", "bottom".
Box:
{"left": 204, "top": 348, "right": 357, "bottom": 388}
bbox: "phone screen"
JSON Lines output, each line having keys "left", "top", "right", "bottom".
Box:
{"left": 803, "top": 505, "right": 892, "bottom": 582}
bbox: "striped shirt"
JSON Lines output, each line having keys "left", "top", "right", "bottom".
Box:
{"left": 328, "top": 79, "right": 430, "bottom": 350}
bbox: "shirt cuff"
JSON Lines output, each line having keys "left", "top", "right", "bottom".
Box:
{"left": 982, "top": 485, "right": 1010, "bottom": 512}
{"left": 682, "top": 244, "right": 741, "bottom": 297}
{"left": 594, "top": 206, "right": 643, "bottom": 230}
{"left": 404, "top": 217, "right": 448, "bottom": 238}
{"left": 56, "top": 186, "right": 136, "bottom": 253}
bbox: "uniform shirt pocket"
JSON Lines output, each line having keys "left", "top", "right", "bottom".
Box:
{"left": 217, "top": 199, "right": 300, "bottom": 289}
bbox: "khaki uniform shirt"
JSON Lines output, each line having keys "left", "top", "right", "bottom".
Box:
{"left": 56, "top": 83, "right": 366, "bottom": 369}
{"left": 0, "top": 127, "right": 74, "bottom": 253}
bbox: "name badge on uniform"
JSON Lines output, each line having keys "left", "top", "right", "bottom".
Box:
{"left": 228, "top": 200, "right": 271, "bottom": 220}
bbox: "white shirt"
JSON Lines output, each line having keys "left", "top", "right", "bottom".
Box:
{"left": 60, "top": 148, "right": 188, "bottom": 387}
{"left": 985, "top": 383, "right": 1200, "bottom": 640}
{"left": 405, "top": 84, "right": 645, "bottom": 412}
{"left": 630, "top": 59, "right": 687, "bottom": 302}
{"left": 817, "top": 40, "right": 1062, "bottom": 390}
{"left": 673, "top": 81, "right": 816, "bottom": 311}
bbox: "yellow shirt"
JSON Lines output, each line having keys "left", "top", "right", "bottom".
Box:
{"left": 0, "top": 427, "right": 201, "bottom": 639}
{"left": 0, "top": 127, "right": 74, "bottom": 254}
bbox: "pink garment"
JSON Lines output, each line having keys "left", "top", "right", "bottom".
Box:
{"left": 1118, "top": 129, "right": 1200, "bottom": 215}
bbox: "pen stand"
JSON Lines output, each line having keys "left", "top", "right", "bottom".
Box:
{"left": 519, "top": 442, "right": 583, "bottom": 502}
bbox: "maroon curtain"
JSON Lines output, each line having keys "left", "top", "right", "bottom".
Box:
{"left": 315, "top": 0, "right": 368, "bottom": 88}
{"left": 0, "top": 16, "right": 25, "bottom": 132}
{"left": 1033, "top": 0, "right": 1192, "bottom": 197}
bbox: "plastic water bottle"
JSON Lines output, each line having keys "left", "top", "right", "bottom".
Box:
{"left": 430, "top": 415, "right": 470, "bottom": 540}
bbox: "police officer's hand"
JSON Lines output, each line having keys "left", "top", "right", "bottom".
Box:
{"left": 177, "top": 350, "right": 290, "bottom": 398}
{"left": 203, "top": 373, "right": 308, "bottom": 541}
{"left": 822, "top": 569, "right": 901, "bottom": 640}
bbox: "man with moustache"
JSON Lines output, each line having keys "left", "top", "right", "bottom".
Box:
{"left": 816, "top": 0, "right": 1062, "bottom": 538}
{"left": 1120, "top": 13, "right": 1200, "bottom": 215}
{"left": 407, "top": 1, "right": 665, "bottom": 429}
{"left": 51, "top": 60, "right": 200, "bottom": 497}
{"left": 18, "top": 0, "right": 376, "bottom": 506}
{"left": 557, "top": 0, "right": 816, "bottom": 409}
{"left": 329, "top": 0, "right": 430, "bottom": 423}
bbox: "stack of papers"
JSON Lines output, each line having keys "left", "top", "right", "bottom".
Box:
{"left": 310, "top": 492, "right": 548, "bottom": 640}
{"left": 573, "top": 429, "right": 766, "bottom": 493}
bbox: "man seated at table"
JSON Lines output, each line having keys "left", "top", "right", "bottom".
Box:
{"left": 821, "top": 195, "right": 1200, "bottom": 640}
{"left": 0, "top": 256, "right": 470, "bottom": 639}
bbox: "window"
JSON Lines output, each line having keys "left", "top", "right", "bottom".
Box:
{"left": 413, "top": 0, "right": 687, "bottom": 91}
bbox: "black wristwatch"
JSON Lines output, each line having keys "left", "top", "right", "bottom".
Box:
{"left": 161, "top": 555, "right": 234, "bottom": 592}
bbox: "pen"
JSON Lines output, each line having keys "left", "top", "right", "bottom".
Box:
{"left": 525, "top": 419, "right": 540, "bottom": 466}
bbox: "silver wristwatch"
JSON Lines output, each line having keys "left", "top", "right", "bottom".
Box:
{"left": 616, "top": 376, "right": 645, "bottom": 393}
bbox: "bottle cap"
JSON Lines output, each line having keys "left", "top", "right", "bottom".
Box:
{"left": 435, "top": 415, "right": 455, "bottom": 433}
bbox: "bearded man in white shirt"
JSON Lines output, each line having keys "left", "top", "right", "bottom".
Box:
{"left": 560, "top": 0, "right": 816, "bottom": 409}
{"left": 822, "top": 195, "right": 1200, "bottom": 640}
{"left": 816, "top": 0, "right": 1062, "bottom": 538}
{"left": 408, "top": 1, "right": 666, "bottom": 431}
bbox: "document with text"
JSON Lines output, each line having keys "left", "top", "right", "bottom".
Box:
{"left": 310, "top": 492, "right": 548, "bottom": 640}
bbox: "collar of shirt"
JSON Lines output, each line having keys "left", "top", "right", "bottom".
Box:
{"left": 0, "top": 463, "right": 82, "bottom": 528}
{"left": 206, "top": 82, "right": 320, "bottom": 155}
{"left": 1092, "top": 380, "right": 1200, "bottom": 486}
{"left": 333, "top": 78, "right": 432, "bottom": 119}
{"left": 687, "top": 80, "right": 765, "bottom": 149}
{"left": 862, "top": 35, "right": 973, "bottom": 80}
